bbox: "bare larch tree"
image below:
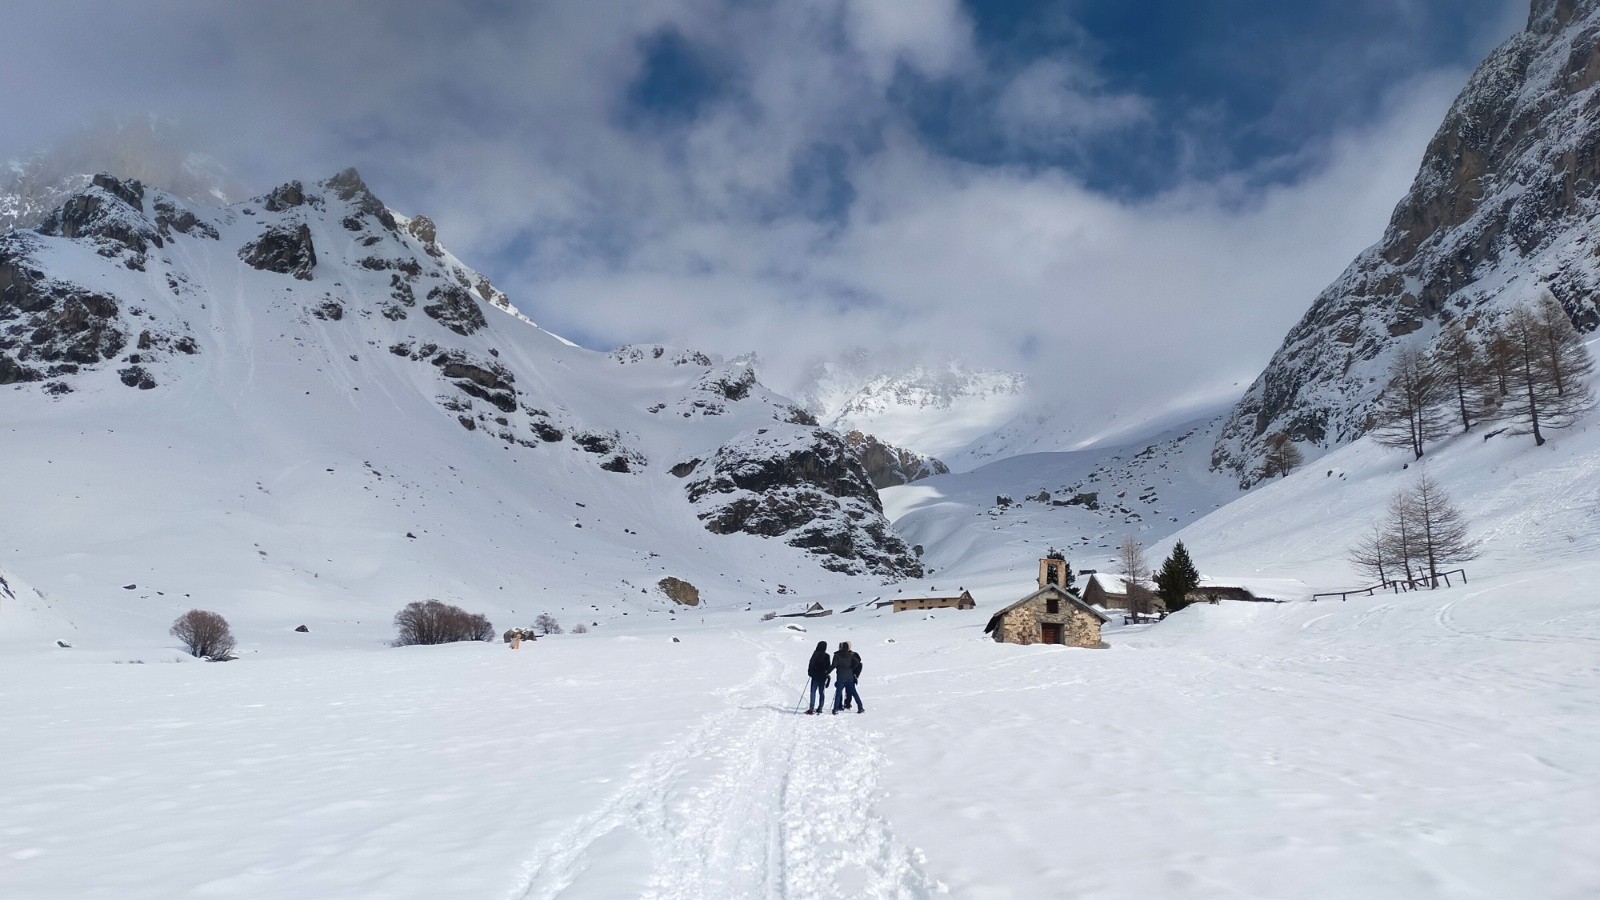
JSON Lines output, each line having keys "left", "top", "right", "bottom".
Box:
{"left": 1433, "top": 320, "right": 1490, "bottom": 433}
{"left": 1348, "top": 521, "right": 1399, "bottom": 588}
{"left": 1263, "top": 431, "right": 1305, "bottom": 478}
{"left": 1119, "top": 536, "right": 1153, "bottom": 616}
{"left": 1407, "top": 472, "right": 1480, "bottom": 587}
{"left": 1372, "top": 344, "right": 1450, "bottom": 460}
{"left": 1491, "top": 299, "right": 1597, "bottom": 445}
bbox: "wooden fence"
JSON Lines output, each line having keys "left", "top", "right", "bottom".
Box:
{"left": 1312, "top": 568, "right": 1468, "bottom": 601}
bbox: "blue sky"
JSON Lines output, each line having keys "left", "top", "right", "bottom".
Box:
{"left": 0, "top": 0, "right": 1530, "bottom": 417}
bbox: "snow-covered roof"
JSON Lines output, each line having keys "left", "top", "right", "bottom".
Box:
{"left": 985, "top": 584, "right": 1108, "bottom": 631}
{"left": 1085, "top": 572, "right": 1132, "bottom": 595}
{"left": 1197, "top": 576, "right": 1311, "bottom": 602}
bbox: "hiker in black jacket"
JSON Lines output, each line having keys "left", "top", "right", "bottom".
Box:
{"left": 831, "top": 642, "right": 864, "bottom": 714}
{"left": 805, "top": 641, "right": 831, "bottom": 715}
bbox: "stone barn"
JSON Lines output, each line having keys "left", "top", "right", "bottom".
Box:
{"left": 1186, "top": 576, "right": 1309, "bottom": 605}
{"left": 892, "top": 590, "right": 975, "bottom": 613}
{"left": 985, "top": 559, "right": 1108, "bottom": 648}
{"left": 1081, "top": 571, "right": 1161, "bottom": 613}
{"left": 1080, "top": 571, "right": 1132, "bottom": 609}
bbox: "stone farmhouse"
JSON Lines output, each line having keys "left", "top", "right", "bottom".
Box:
{"left": 985, "top": 556, "right": 1108, "bottom": 648}
{"left": 1187, "top": 576, "right": 1309, "bottom": 605}
{"left": 891, "top": 590, "right": 975, "bottom": 613}
{"left": 1079, "top": 571, "right": 1156, "bottom": 611}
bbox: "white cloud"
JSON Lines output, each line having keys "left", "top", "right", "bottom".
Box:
{"left": 0, "top": 1, "right": 1500, "bottom": 438}
{"left": 993, "top": 58, "right": 1152, "bottom": 149}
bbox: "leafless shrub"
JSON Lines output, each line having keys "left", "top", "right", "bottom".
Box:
{"left": 170, "top": 609, "right": 237, "bottom": 660}
{"left": 534, "top": 612, "right": 563, "bottom": 635}
{"left": 1262, "top": 431, "right": 1304, "bottom": 478}
{"left": 572, "top": 623, "right": 590, "bottom": 634}
{"left": 1119, "top": 537, "right": 1154, "bottom": 616}
{"left": 393, "top": 599, "right": 495, "bottom": 646}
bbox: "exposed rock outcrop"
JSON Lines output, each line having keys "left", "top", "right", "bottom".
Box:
{"left": 422, "top": 284, "right": 488, "bottom": 336}
{"left": 842, "top": 430, "right": 949, "bottom": 489}
{"left": 658, "top": 577, "right": 701, "bottom": 606}
{"left": 240, "top": 224, "right": 316, "bottom": 280}
{"left": 0, "top": 234, "right": 126, "bottom": 383}
{"left": 686, "top": 425, "right": 924, "bottom": 578}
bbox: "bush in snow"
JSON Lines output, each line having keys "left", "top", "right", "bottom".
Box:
{"left": 393, "top": 600, "right": 495, "bottom": 646}
{"left": 572, "top": 623, "right": 589, "bottom": 634}
{"left": 170, "top": 609, "right": 237, "bottom": 660}
{"left": 534, "top": 612, "right": 563, "bottom": 635}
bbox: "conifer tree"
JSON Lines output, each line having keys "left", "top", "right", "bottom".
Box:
{"left": 1154, "top": 541, "right": 1201, "bottom": 612}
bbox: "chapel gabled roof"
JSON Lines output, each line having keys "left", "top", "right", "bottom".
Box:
{"left": 983, "top": 583, "right": 1108, "bottom": 633}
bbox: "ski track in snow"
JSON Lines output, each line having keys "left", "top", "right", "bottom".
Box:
{"left": 511, "top": 632, "right": 943, "bottom": 900}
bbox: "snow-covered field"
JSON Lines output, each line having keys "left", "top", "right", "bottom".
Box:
{"left": 7, "top": 379, "right": 1600, "bottom": 897}
{"left": 4, "top": 569, "right": 1596, "bottom": 898}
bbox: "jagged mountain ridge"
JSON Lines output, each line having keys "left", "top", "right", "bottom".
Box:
{"left": 1215, "top": 0, "right": 1600, "bottom": 483}
{"left": 0, "top": 168, "right": 922, "bottom": 642}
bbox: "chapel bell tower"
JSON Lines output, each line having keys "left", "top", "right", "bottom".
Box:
{"left": 1038, "top": 551, "right": 1069, "bottom": 589}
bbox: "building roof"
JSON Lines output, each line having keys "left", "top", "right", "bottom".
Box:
{"left": 1084, "top": 572, "right": 1132, "bottom": 596}
{"left": 984, "top": 584, "right": 1108, "bottom": 634}
{"left": 893, "top": 591, "right": 972, "bottom": 603}
{"left": 1196, "top": 575, "right": 1310, "bottom": 602}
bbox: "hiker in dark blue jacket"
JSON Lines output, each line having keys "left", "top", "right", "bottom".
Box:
{"left": 831, "top": 642, "right": 864, "bottom": 714}
{"left": 805, "top": 641, "right": 831, "bottom": 715}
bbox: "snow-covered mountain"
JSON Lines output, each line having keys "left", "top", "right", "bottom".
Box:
{"left": 0, "top": 168, "right": 921, "bottom": 645}
{"left": 1, "top": 116, "right": 243, "bottom": 233}
{"left": 793, "top": 349, "right": 1025, "bottom": 462}
{"left": 1215, "top": 0, "right": 1600, "bottom": 483}
{"left": 886, "top": 412, "right": 1241, "bottom": 586}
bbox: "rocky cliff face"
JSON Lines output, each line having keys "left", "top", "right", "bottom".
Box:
{"left": 841, "top": 430, "right": 949, "bottom": 489}
{"left": 685, "top": 425, "right": 925, "bottom": 578}
{"left": 1215, "top": 0, "right": 1600, "bottom": 483}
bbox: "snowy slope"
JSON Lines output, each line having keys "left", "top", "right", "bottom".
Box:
{"left": 950, "top": 389, "right": 1242, "bottom": 471}
{"left": 885, "top": 413, "right": 1243, "bottom": 587}
{"left": 0, "top": 171, "right": 916, "bottom": 650}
